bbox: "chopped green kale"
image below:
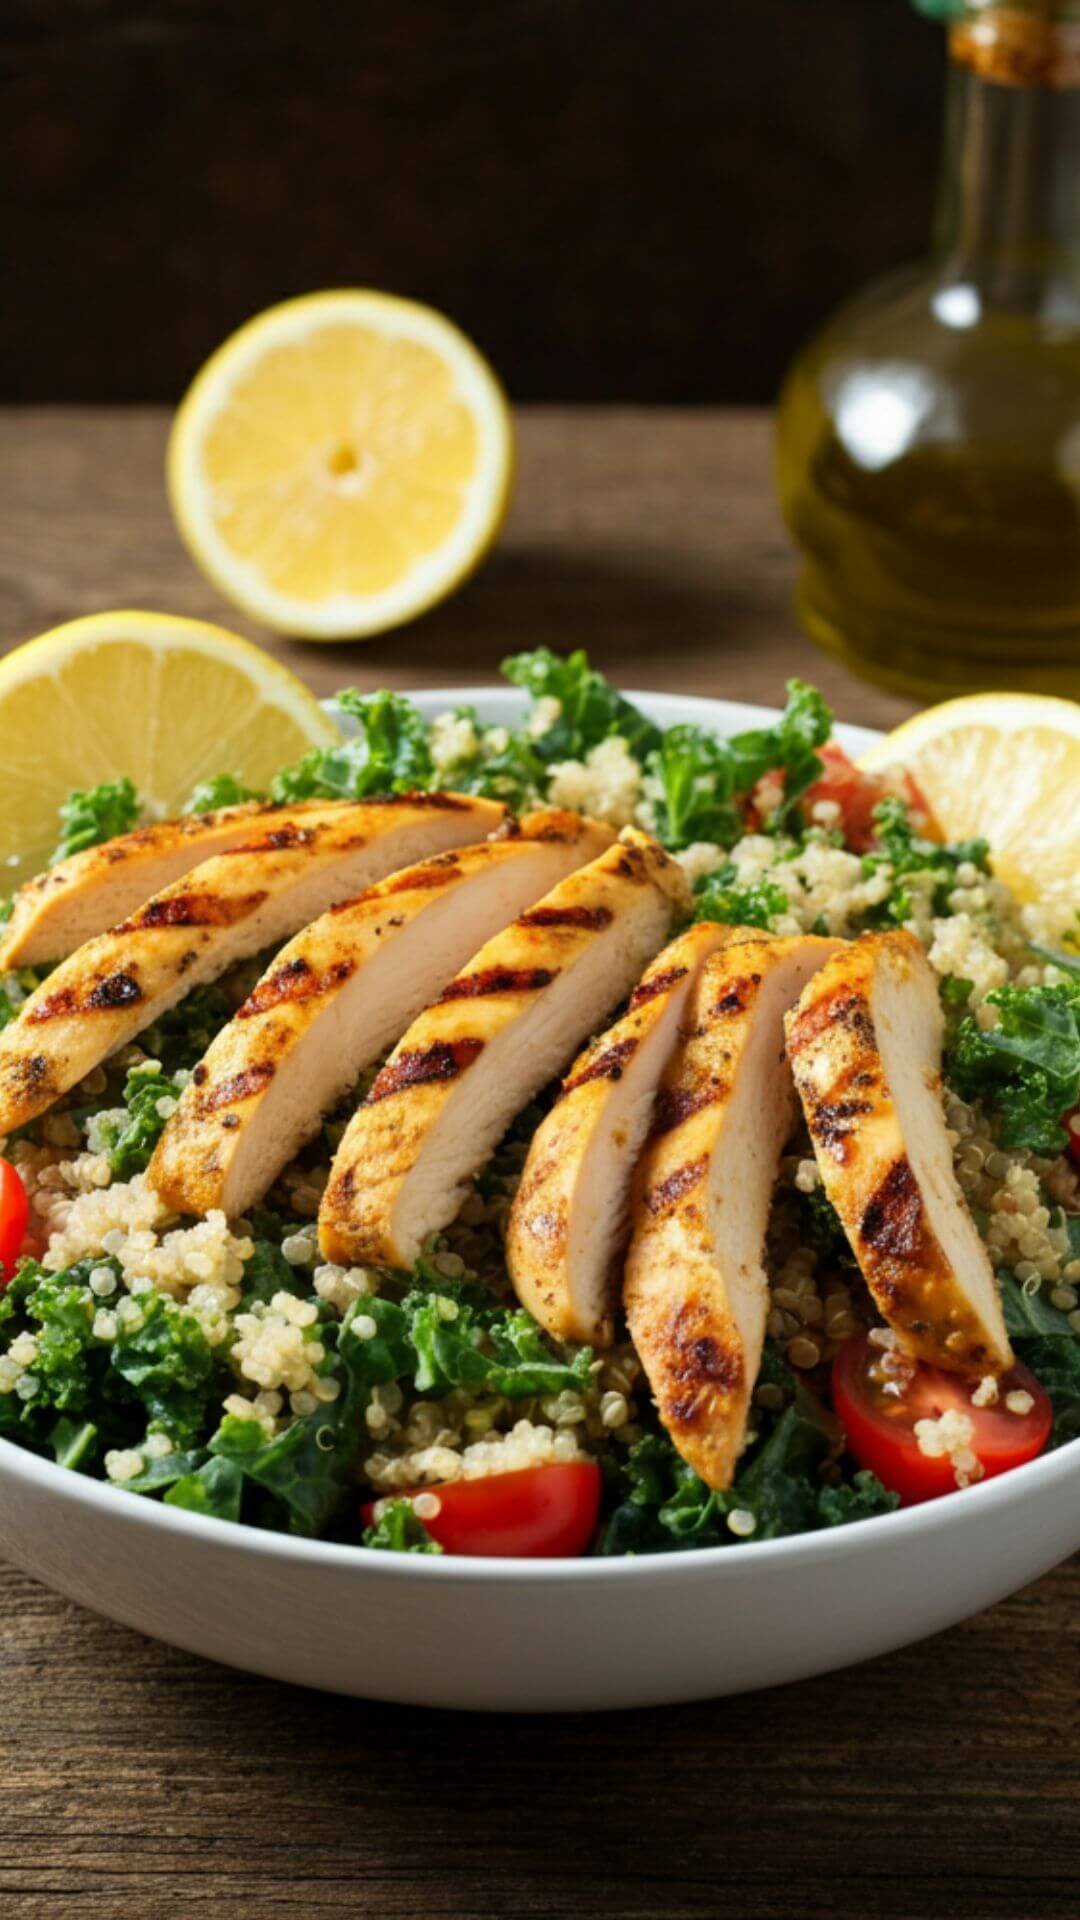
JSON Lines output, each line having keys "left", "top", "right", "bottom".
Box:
{"left": 363, "top": 1498, "right": 443, "bottom": 1554}
{"left": 184, "top": 773, "right": 262, "bottom": 814}
{"left": 94, "top": 1062, "right": 185, "bottom": 1178}
{"left": 1001, "top": 1274, "right": 1080, "bottom": 1446}
{"left": 861, "top": 797, "right": 990, "bottom": 926}
{"left": 647, "top": 680, "right": 832, "bottom": 850}
{"left": 693, "top": 865, "right": 788, "bottom": 931}
{"left": 271, "top": 688, "right": 434, "bottom": 802}
{"left": 136, "top": 984, "right": 234, "bottom": 1074}
{"left": 599, "top": 1350, "right": 897, "bottom": 1554}
{"left": 502, "top": 647, "right": 660, "bottom": 763}
{"left": 948, "top": 978, "right": 1080, "bottom": 1156}
{"left": 49, "top": 777, "right": 140, "bottom": 863}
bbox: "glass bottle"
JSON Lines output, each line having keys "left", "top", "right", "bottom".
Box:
{"left": 776, "top": 0, "right": 1080, "bottom": 698}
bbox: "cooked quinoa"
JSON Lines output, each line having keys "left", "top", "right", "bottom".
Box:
{"left": 1, "top": 653, "right": 1077, "bottom": 1554}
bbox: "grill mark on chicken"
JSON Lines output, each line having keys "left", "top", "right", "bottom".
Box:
{"left": 860, "top": 1158, "right": 927, "bottom": 1262}
{"left": 370, "top": 857, "right": 465, "bottom": 897}
{"left": 629, "top": 965, "right": 689, "bottom": 1008}
{"left": 711, "top": 972, "right": 762, "bottom": 1017}
{"left": 27, "top": 969, "right": 145, "bottom": 1021}
{"left": 199, "top": 1062, "right": 277, "bottom": 1112}
{"left": 223, "top": 823, "right": 319, "bottom": 856}
{"left": 649, "top": 1078, "right": 726, "bottom": 1138}
{"left": 438, "top": 966, "right": 556, "bottom": 1004}
{"left": 561, "top": 1036, "right": 639, "bottom": 1095}
{"left": 809, "top": 1095, "right": 875, "bottom": 1159}
{"left": 517, "top": 904, "right": 614, "bottom": 932}
{"left": 121, "top": 889, "right": 269, "bottom": 931}
{"left": 367, "top": 1038, "right": 485, "bottom": 1103}
{"left": 364, "top": 790, "right": 473, "bottom": 811}
{"left": 786, "top": 987, "right": 873, "bottom": 1057}
{"left": 643, "top": 1154, "right": 708, "bottom": 1215}
{"left": 665, "top": 1299, "right": 745, "bottom": 1426}
{"left": 236, "top": 954, "right": 356, "bottom": 1018}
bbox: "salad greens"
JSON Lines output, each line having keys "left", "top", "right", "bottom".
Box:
{"left": 92, "top": 1063, "right": 186, "bottom": 1179}
{"left": 646, "top": 678, "right": 831, "bottom": 850}
{"left": 184, "top": 772, "right": 260, "bottom": 814}
{"left": 49, "top": 776, "right": 139, "bottom": 864}
{"left": 948, "top": 976, "right": 1080, "bottom": 1156}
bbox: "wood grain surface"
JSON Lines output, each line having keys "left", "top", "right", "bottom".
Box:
{"left": 0, "top": 407, "right": 1076, "bottom": 1920}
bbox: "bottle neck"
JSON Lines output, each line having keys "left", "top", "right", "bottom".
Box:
{"left": 932, "top": 18, "right": 1080, "bottom": 316}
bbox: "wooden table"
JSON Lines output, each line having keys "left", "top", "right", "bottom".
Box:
{"left": 0, "top": 409, "right": 1075, "bottom": 1920}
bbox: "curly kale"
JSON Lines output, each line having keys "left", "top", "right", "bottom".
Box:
{"left": 1001, "top": 1274, "right": 1080, "bottom": 1446}
{"left": 861, "top": 797, "right": 990, "bottom": 927}
{"left": 599, "top": 1348, "right": 897, "bottom": 1554}
{"left": 183, "top": 772, "right": 262, "bottom": 814}
{"left": 948, "top": 978, "right": 1080, "bottom": 1157}
{"left": 136, "top": 983, "right": 234, "bottom": 1074}
{"left": 49, "top": 777, "right": 140, "bottom": 864}
{"left": 693, "top": 865, "right": 789, "bottom": 931}
{"left": 271, "top": 688, "right": 434, "bottom": 803}
{"left": 363, "top": 1498, "right": 443, "bottom": 1554}
{"left": 646, "top": 680, "right": 832, "bottom": 850}
{"left": 502, "top": 647, "right": 661, "bottom": 763}
{"left": 93, "top": 1062, "right": 185, "bottom": 1178}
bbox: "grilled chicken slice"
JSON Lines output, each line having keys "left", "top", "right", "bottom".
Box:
{"left": 506, "top": 921, "right": 758, "bottom": 1347}
{"left": 149, "top": 810, "right": 614, "bottom": 1219}
{"left": 319, "top": 828, "right": 690, "bottom": 1271}
{"left": 624, "top": 934, "right": 840, "bottom": 1489}
{"left": 785, "top": 930, "right": 1013, "bottom": 1376}
{"left": 0, "top": 801, "right": 293, "bottom": 968}
{"left": 0, "top": 794, "right": 508, "bottom": 1136}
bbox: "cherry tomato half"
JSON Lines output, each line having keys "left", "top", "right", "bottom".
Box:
{"left": 0, "top": 1159, "right": 29, "bottom": 1285}
{"left": 800, "top": 743, "right": 936, "bottom": 854}
{"left": 362, "top": 1460, "right": 603, "bottom": 1557}
{"left": 832, "top": 1333, "right": 1052, "bottom": 1506}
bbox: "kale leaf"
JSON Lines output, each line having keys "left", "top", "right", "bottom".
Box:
{"left": 136, "top": 984, "right": 234, "bottom": 1073}
{"left": 948, "top": 980, "right": 1080, "bottom": 1156}
{"left": 693, "top": 864, "right": 789, "bottom": 930}
{"left": 109, "top": 1290, "right": 220, "bottom": 1446}
{"left": 165, "top": 1455, "right": 245, "bottom": 1521}
{"left": 599, "top": 1352, "right": 897, "bottom": 1555}
{"left": 502, "top": 647, "right": 660, "bottom": 763}
{"left": 94, "top": 1062, "right": 185, "bottom": 1178}
{"left": 861, "top": 797, "right": 990, "bottom": 926}
{"left": 646, "top": 680, "right": 832, "bottom": 850}
{"left": 271, "top": 689, "right": 433, "bottom": 802}
{"left": 183, "top": 773, "right": 262, "bottom": 814}
{"left": 49, "top": 777, "right": 140, "bottom": 864}
{"left": 363, "top": 1498, "right": 443, "bottom": 1554}
{"left": 1001, "top": 1274, "right": 1080, "bottom": 1445}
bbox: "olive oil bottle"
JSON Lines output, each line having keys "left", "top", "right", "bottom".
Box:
{"left": 777, "top": 1, "right": 1080, "bottom": 697}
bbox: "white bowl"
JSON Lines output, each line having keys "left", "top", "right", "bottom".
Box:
{"left": 2, "top": 688, "right": 1077, "bottom": 1711}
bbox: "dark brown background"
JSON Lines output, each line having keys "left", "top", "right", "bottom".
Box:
{"left": 3, "top": 0, "right": 941, "bottom": 404}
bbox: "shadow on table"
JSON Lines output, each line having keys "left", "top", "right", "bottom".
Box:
{"left": 291, "top": 541, "right": 785, "bottom": 694}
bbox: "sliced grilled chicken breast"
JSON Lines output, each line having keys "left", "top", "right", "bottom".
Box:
{"left": 0, "top": 794, "right": 508, "bottom": 1136}
{"left": 785, "top": 930, "right": 1013, "bottom": 1376}
{"left": 624, "top": 934, "right": 840, "bottom": 1488}
{"left": 0, "top": 801, "right": 293, "bottom": 968}
{"left": 319, "top": 828, "right": 690, "bottom": 1271}
{"left": 149, "top": 810, "right": 614, "bottom": 1219}
{"left": 507, "top": 921, "right": 757, "bottom": 1347}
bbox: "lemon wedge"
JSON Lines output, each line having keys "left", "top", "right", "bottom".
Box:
{"left": 858, "top": 692, "right": 1080, "bottom": 909}
{"left": 0, "top": 610, "right": 338, "bottom": 887}
{"left": 167, "top": 290, "right": 514, "bottom": 640}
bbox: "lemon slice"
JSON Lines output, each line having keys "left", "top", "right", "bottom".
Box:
{"left": 858, "top": 692, "right": 1080, "bottom": 908}
{"left": 0, "top": 610, "right": 339, "bottom": 887}
{"left": 167, "top": 290, "right": 514, "bottom": 640}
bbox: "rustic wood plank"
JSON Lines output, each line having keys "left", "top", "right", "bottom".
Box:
{"left": 0, "top": 406, "right": 1075, "bottom": 1920}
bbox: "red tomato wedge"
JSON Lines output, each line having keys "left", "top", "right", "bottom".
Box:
{"left": 362, "top": 1460, "right": 603, "bottom": 1557}
{"left": 800, "top": 743, "right": 935, "bottom": 853}
{"left": 832, "top": 1333, "right": 1052, "bottom": 1506}
{"left": 0, "top": 1159, "right": 29, "bottom": 1284}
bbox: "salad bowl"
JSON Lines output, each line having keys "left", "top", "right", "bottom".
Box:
{"left": 0, "top": 688, "right": 1076, "bottom": 1710}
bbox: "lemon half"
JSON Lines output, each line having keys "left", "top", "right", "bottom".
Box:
{"left": 858, "top": 691, "right": 1080, "bottom": 909}
{"left": 168, "top": 290, "right": 514, "bottom": 640}
{"left": 0, "top": 610, "right": 338, "bottom": 887}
